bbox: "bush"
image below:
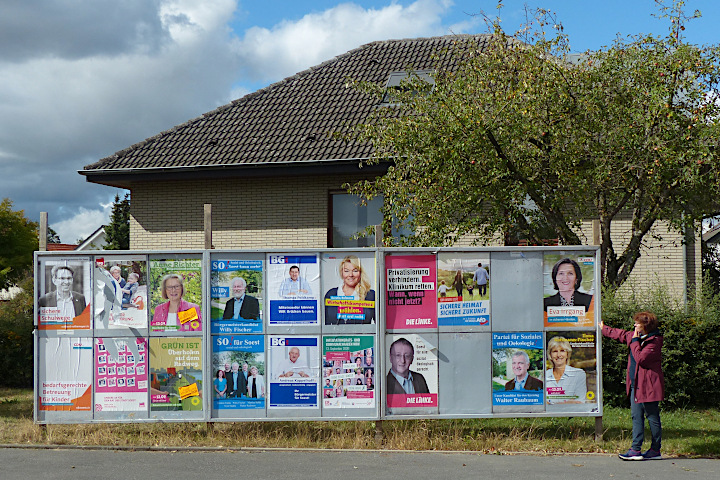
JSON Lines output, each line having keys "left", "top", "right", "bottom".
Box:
{"left": 601, "top": 280, "right": 720, "bottom": 409}
{"left": 0, "top": 275, "right": 34, "bottom": 387}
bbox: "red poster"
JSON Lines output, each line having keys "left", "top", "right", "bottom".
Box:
{"left": 386, "top": 254, "right": 437, "bottom": 329}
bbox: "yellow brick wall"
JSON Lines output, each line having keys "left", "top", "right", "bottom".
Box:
{"left": 129, "top": 174, "right": 372, "bottom": 250}
{"left": 129, "top": 177, "right": 702, "bottom": 299}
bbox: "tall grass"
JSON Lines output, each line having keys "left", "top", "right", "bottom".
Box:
{"left": 2, "top": 388, "right": 718, "bottom": 457}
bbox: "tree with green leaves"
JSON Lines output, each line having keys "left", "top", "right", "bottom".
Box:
{"left": 348, "top": 1, "right": 720, "bottom": 288}
{"left": 105, "top": 193, "right": 130, "bottom": 250}
{"left": 0, "top": 198, "right": 38, "bottom": 290}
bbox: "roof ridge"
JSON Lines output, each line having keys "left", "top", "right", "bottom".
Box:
{"left": 85, "top": 33, "right": 488, "bottom": 170}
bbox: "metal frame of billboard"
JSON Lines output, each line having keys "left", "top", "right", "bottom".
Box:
{"left": 33, "top": 246, "right": 602, "bottom": 424}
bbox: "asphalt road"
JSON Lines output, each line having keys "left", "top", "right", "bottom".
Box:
{"left": 0, "top": 447, "right": 717, "bottom": 480}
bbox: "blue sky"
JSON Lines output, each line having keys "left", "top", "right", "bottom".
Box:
{"left": 0, "top": 0, "right": 717, "bottom": 243}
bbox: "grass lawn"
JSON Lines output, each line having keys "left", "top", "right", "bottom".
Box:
{"left": 1, "top": 388, "right": 717, "bottom": 457}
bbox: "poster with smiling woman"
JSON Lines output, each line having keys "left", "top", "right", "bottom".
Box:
{"left": 322, "top": 252, "right": 376, "bottom": 325}
{"left": 543, "top": 253, "right": 595, "bottom": 328}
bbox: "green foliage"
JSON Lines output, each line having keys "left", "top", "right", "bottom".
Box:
{"left": 105, "top": 193, "right": 130, "bottom": 250}
{"left": 601, "top": 284, "right": 720, "bottom": 409}
{"left": 347, "top": 2, "right": 720, "bottom": 289}
{"left": 0, "top": 198, "right": 39, "bottom": 290}
{"left": 0, "top": 276, "right": 34, "bottom": 387}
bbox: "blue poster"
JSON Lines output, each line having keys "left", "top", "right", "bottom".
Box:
{"left": 267, "top": 254, "right": 320, "bottom": 325}
{"left": 211, "top": 259, "right": 264, "bottom": 334}
{"left": 492, "top": 332, "right": 544, "bottom": 406}
{"left": 268, "top": 336, "right": 320, "bottom": 408}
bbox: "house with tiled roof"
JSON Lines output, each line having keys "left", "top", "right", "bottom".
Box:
{"left": 80, "top": 34, "right": 700, "bottom": 298}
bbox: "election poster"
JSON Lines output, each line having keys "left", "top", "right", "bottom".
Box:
{"left": 492, "top": 332, "right": 544, "bottom": 408}
{"left": 385, "top": 333, "right": 438, "bottom": 414}
{"left": 437, "top": 253, "right": 490, "bottom": 328}
{"left": 94, "top": 338, "right": 148, "bottom": 412}
{"left": 149, "top": 338, "right": 203, "bottom": 412}
{"left": 37, "top": 257, "right": 91, "bottom": 330}
{"left": 93, "top": 255, "right": 148, "bottom": 330}
{"left": 211, "top": 258, "right": 264, "bottom": 334}
{"left": 267, "top": 254, "right": 320, "bottom": 326}
{"left": 386, "top": 254, "right": 437, "bottom": 329}
{"left": 322, "top": 252, "right": 377, "bottom": 325}
{"left": 149, "top": 258, "right": 203, "bottom": 332}
{"left": 212, "top": 335, "right": 265, "bottom": 410}
{"left": 543, "top": 253, "right": 595, "bottom": 327}
{"left": 545, "top": 331, "right": 598, "bottom": 412}
{"left": 37, "top": 337, "right": 92, "bottom": 411}
{"left": 322, "top": 336, "right": 375, "bottom": 408}
{"left": 268, "top": 336, "right": 320, "bottom": 409}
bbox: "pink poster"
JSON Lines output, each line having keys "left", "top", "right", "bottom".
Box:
{"left": 386, "top": 254, "right": 437, "bottom": 329}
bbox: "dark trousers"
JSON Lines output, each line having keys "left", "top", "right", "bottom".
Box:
{"left": 630, "top": 387, "right": 662, "bottom": 451}
{"left": 478, "top": 283, "right": 487, "bottom": 297}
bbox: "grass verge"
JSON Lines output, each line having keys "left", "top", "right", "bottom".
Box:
{"left": 2, "top": 388, "right": 718, "bottom": 457}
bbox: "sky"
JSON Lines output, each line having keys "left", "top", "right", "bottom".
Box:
{"left": 1, "top": 0, "right": 718, "bottom": 243}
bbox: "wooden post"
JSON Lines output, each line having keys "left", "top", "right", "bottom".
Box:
{"left": 204, "top": 204, "right": 212, "bottom": 249}
{"left": 39, "top": 212, "right": 48, "bottom": 251}
{"left": 374, "top": 224, "right": 383, "bottom": 248}
{"left": 592, "top": 219, "right": 600, "bottom": 246}
{"left": 595, "top": 416, "right": 603, "bottom": 442}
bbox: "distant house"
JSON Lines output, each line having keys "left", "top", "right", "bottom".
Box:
{"left": 75, "top": 226, "right": 107, "bottom": 251}
{"left": 80, "top": 34, "right": 700, "bottom": 299}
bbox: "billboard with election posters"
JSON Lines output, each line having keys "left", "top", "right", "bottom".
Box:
{"left": 385, "top": 333, "right": 438, "bottom": 414}
{"left": 545, "top": 331, "right": 598, "bottom": 412}
{"left": 268, "top": 336, "right": 320, "bottom": 409}
{"left": 543, "top": 253, "right": 596, "bottom": 327}
{"left": 492, "top": 332, "right": 544, "bottom": 409}
{"left": 322, "top": 252, "right": 377, "bottom": 325}
{"left": 437, "top": 253, "right": 490, "bottom": 328}
{"left": 322, "top": 336, "right": 375, "bottom": 408}
{"left": 149, "top": 258, "right": 203, "bottom": 333}
{"left": 267, "top": 254, "right": 320, "bottom": 326}
{"left": 93, "top": 255, "right": 148, "bottom": 330}
{"left": 149, "top": 338, "right": 203, "bottom": 412}
{"left": 212, "top": 335, "right": 265, "bottom": 411}
{"left": 37, "top": 257, "right": 91, "bottom": 330}
{"left": 386, "top": 254, "right": 437, "bottom": 330}
{"left": 94, "top": 338, "right": 148, "bottom": 412}
{"left": 37, "top": 337, "right": 92, "bottom": 412}
{"left": 211, "top": 258, "right": 264, "bottom": 334}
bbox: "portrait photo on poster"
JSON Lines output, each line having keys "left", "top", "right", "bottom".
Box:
{"left": 492, "top": 332, "right": 544, "bottom": 406}
{"left": 267, "top": 254, "right": 320, "bottom": 326}
{"left": 211, "top": 258, "right": 264, "bottom": 334}
{"left": 93, "top": 256, "right": 148, "bottom": 330}
{"left": 437, "top": 253, "right": 490, "bottom": 327}
{"left": 545, "top": 331, "right": 598, "bottom": 412}
{"left": 268, "top": 336, "right": 320, "bottom": 409}
{"left": 38, "top": 258, "right": 92, "bottom": 330}
{"left": 149, "top": 258, "right": 203, "bottom": 333}
{"left": 543, "top": 253, "right": 595, "bottom": 327}
{"left": 385, "top": 333, "right": 438, "bottom": 412}
{"left": 322, "top": 253, "right": 376, "bottom": 325}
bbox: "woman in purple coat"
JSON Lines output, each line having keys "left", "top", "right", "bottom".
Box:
{"left": 601, "top": 311, "right": 664, "bottom": 461}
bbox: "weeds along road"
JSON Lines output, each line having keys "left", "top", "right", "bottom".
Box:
{"left": 0, "top": 447, "right": 717, "bottom": 480}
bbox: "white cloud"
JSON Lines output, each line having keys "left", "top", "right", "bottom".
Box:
{"left": 51, "top": 201, "right": 114, "bottom": 245}
{"left": 235, "top": 0, "right": 460, "bottom": 83}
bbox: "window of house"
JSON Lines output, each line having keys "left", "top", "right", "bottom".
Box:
{"left": 380, "top": 70, "right": 435, "bottom": 105}
{"left": 329, "top": 193, "right": 384, "bottom": 247}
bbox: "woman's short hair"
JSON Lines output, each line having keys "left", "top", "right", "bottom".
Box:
{"left": 633, "top": 311, "right": 659, "bottom": 332}
{"left": 250, "top": 365, "right": 258, "bottom": 374}
{"left": 551, "top": 258, "right": 582, "bottom": 290}
{"left": 547, "top": 336, "right": 572, "bottom": 361}
{"left": 160, "top": 273, "right": 184, "bottom": 299}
